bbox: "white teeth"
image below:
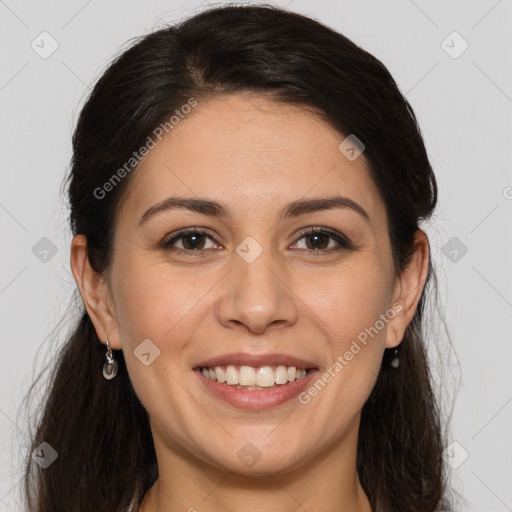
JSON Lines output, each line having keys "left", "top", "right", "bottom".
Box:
{"left": 214, "top": 367, "right": 226, "bottom": 383}
{"left": 200, "top": 364, "right": 310, "bottom": 387}
{"left": 225, "top": 365, "right": 239, "bottom": 385}
{"left": 275, "top": 365, "right": 288, "bottom": 385}
{"left": 239, "top": 365, "right": 256, "bottom": 386}
{"left": 256, "top": 366, "right": 275, "bottom": 387}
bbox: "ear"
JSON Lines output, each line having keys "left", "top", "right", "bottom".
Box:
{"left": 386, "top": 229, "right": 430, "bottom": 349}
{"left": 70, "top": 234, "right": 122, "bottom": 350}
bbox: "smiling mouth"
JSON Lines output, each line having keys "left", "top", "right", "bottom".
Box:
{"left": 196, "top": 364, "right": 311, "bottom": 390}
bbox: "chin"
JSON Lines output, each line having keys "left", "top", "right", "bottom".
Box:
{"left": 200, "top": 443, "right": 312, "bottom": 477}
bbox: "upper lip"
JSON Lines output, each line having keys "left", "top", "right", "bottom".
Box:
{"left": 194, "top": 352, "right": 319, "bottom": 370}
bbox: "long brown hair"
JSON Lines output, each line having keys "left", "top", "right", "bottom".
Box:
{"left": 20, "top": 4, "right": 457, "bottom": 511}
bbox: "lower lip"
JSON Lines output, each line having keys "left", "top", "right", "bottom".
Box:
{"left": 195, "top": 369, "right": 318, "bottom": 410}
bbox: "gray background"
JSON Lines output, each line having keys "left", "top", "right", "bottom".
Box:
{"left": 1, "top": 0, "right": 511, "bottom": 510}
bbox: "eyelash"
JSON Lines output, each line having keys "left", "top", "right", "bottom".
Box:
{"left": 160, "top": 226, "right": 352, "bottom": 256}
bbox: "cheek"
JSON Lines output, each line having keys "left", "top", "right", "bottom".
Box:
{"left": 112, "top": 254, "right": 206, "bottom": 344}
{"left": 297, "top": 259, "right": 392, "bottom": 346}
{"left": 295, "top": 266, "right": 391, "bottom": 423}
{"left": 111, "top": 257, "right": 201, "bottom": 417}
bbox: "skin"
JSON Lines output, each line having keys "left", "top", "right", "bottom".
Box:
{"left": 71, "top": 93, "right": 429, "bottom": 512}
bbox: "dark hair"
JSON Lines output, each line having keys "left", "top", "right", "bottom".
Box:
{"left": 21, "top": 4, "right": 456, "bottom": 511}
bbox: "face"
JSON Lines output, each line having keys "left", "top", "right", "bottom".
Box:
{"left": 85, "top": 93, "right": 412, "bottom": 475}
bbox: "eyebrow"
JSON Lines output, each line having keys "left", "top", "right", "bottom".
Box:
{"left": 138, "top": 195, "right": 370, "bottom": 227}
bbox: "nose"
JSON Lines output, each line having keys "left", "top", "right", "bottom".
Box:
{"left": 215, "top": 245, "right": 299, "bottom": 335}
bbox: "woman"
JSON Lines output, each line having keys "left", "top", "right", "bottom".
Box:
{"left": 22, "top": 4, "right": 453, "bottom": 511}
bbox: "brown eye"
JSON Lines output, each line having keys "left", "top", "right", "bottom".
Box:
{"left": 177, "top": 232, "right": 208, "bottom": 250}
{"left": 161, "top": 228, "right": 221, "bottom": 255}
{"left": 292, "top": 227, "right": 352, "bottom": 253}
{"left": 160, "top": 226, "right": 352, "bottom": 257}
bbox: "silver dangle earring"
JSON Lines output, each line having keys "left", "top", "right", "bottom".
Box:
{"left": 391, "top": 335, "right": 400, "bottom": 369}
{"left": 102, "top": 339, "right": 118, "bottom": 380}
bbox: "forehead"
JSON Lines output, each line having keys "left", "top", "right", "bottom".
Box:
{"left": 118, "top": 93, "right": 386, "bottom": 228}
